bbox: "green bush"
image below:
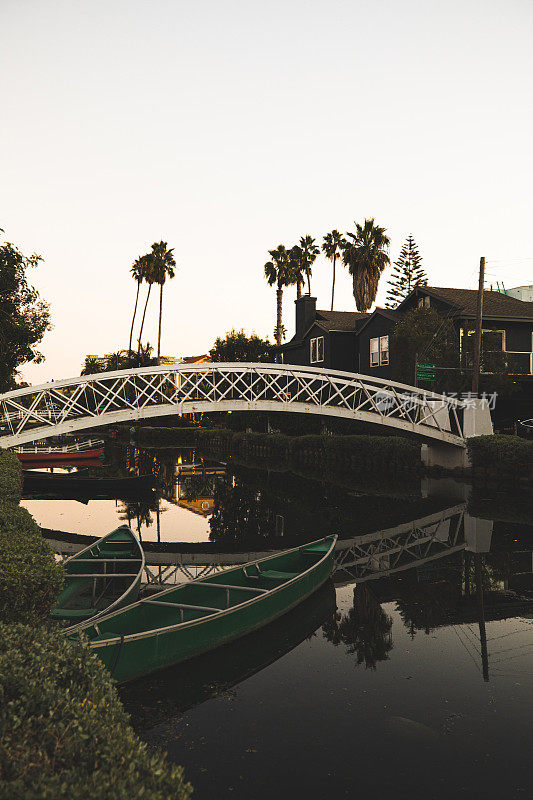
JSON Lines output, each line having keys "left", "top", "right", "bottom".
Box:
{"left": 0, "top": 504, "right": 64, "bottom": 624}
{"left": 0, "top": 624, "right": 192, "bottom": 800}
{"left": 467, "top": 435, "right": 533, "bottom": 474}
{"left": 0, "top": 448, "right": 22, "bottom": 504}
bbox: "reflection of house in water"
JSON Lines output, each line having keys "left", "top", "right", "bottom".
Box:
{"left": 172, "top": 450, "right": 227, "bottom": 516}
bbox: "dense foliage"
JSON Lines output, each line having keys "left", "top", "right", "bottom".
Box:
{"left": 467, "top": 434, "right": 533, "bottom": 475}
{"left": 0, "top": 503, "right": 64, "bottom": 624}
{"left": 0, "top": 237, "right": 51, "bottom": 391}
{"left": 0, "top": 624, "right": 193, "bottom": 800}
{"left": 385, "top": 234, "right": 427, "bottom": 308}
{"left": 210, "top": 328, "right": 275, "bottom": 362}
{"left": 0, "top": 448, "right": 23, "bottom": 503}
{"left": 342, "top": 218, "right": 390, "bottom": 312}
{"left": 390, "top": 307, "right": 459, "bottom": 390}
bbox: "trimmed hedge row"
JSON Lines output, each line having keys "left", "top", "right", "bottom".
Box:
{"left": 0, "top": 503, "right": 64, "bottom": 625}
{"left": 0, "top": 448, "right": 22, "bottom": 504}
{"left": 467, "top": 435, "right": 533, "bottom": 483}
{"left": 196, "top": 429, "right": 421, "bottom": 474}
{"left": 0, "top": 623, "right": 192, "bottom": 800}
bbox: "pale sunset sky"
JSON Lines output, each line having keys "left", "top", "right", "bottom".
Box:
{"left": 1, "top": 0, "right": 532, "bottom": 384}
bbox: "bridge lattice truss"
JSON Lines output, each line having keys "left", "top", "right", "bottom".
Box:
{"left": 0, "top": 363, "right": 468, "bottom": 448}
{"left": 139, "top": 506, "right": 466, "bottom": 586}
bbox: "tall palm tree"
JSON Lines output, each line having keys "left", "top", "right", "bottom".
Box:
{"left": 127, "top": 256, "right": 146, "bottom": 362}
{"left": 264, "top": 245, "right": 294, "bottom": 346}
{"left": 342, "top": 219, "right": 390, "bottom": 312}
{"left": 289, "top": 245, "right": 305, "bottom": 299}
{"left": 150, "top": 241, "right": 176, "bottom": 364}
{"left": 322, "top": 230, "right": 346, "bottom": 311}
{"left": 137, "top": 255, "right": 155, "bottom": 359}
{"left": 299, "top": 235, "right": 320, "bottom": 295}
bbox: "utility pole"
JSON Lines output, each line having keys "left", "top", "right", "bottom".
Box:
{"left": 471, "top": 256, "right": 485, "bottom": 395}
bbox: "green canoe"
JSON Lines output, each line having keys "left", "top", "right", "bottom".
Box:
{"left": 72, "top": 534, "right": 337, "bottom": 683}
{"left": 51, "top": 524, "right": 144, "bottom": 633}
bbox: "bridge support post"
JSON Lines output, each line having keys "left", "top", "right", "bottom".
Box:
{"left": 421, "top": 400, "right": 493, "bottom": 470}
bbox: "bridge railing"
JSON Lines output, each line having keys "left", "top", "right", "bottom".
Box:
{"left": 0, "top": 363, "right": 469, "bottom": 447}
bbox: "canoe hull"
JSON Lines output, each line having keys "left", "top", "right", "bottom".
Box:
{"left": 93, "top": 541, "right": 335, "bottom": 684}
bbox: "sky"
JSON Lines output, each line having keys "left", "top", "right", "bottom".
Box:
{"left": 1, "top": 0, "right": 532, "bottom": 385}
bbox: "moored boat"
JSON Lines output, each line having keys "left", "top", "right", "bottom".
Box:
{"left": 51, "top": 525, "right": 145, "bottom": 632}
{"left": 72, "top": 534, "right": 337, "bottom": 683}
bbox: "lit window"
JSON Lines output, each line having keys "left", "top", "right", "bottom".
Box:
{"left": 310, "top": 338, "right": 317, "bottom": 363}
{"left": 370, "top": 338, "right": 380, "bottom": 366}
{"left": 380, "top": 336, "right": 389, "bottom": 365}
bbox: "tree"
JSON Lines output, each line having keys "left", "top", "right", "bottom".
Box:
{"left": 264, "top": 245, "right": 294, "bottom": 346}
{"left": 390, "top": 307, "right": 459, "bottom": 391}
{"left": 127, "top": 255, "right": 148, "bottom": 361}
{"left": 149, "top": 241, "right": 176, "bottom": 364}
{"left": 289, "top": 245, "right": 305, "bottom": 299}
{"left": 385, "top": 235, "right": 427, "bottom": 308}
{"left": 136, "top": 256, "right": 155, "bottom": 359}
{"left": 342, "top": 218, "right": 390, "bottom": 312}
{"left": 81, "top": 357, "right": 102, "bottom": 376}
{"left": 0, "top": 237, "right": 51, "bottom": 392}
{"left": 322, "top": 230, "right": 346, "bottom": 311}
{"left": 298, "top": 235, "right": 319, "bottom": 295}
{"left": 210, "top": 329, "right": 275, "bottom": 362}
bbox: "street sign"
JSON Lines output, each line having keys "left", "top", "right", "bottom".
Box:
{"left": 416, "top": 362, "right": 436, "bottom": 381}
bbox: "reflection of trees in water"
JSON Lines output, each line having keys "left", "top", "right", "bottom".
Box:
{"left": 179, "top": 474, "right": 219, "bottom": 503}
{"left": 323, "top": 585, "right": 393, "bottom": 669}
{"left": 209, "top": 478, "right": 276, "bottom": 544}
{"left": 118, "top": 497, "right": 163, "bottom": 539}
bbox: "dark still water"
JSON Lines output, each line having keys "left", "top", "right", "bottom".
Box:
{"left": 24, "top": 443, "right": 533, "bottom": 800}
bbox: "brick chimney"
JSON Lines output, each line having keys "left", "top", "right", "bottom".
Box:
{"left": 295, "top": 295, "right": 317, "bottom": 339}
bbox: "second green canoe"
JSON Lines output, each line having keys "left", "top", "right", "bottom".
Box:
{"left": 71, "top": 534, "right": 337, "bottom": 683}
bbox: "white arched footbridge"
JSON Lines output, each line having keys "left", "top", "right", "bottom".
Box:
{"left": 0, "top": 363, "right": 492, "bottom": 460}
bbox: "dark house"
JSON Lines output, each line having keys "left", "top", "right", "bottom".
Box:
{"left": 279, "top": 286, "right": 533, "bottom": 382}
{"left": 278, "top": 296, "right": 369, "bottom": 373}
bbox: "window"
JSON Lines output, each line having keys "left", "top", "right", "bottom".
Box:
{"left": 370, "top": 336, "right": 389, "bottom": 367}
{"left": 418, "top": 295, "right": 430, "bottom": 308}
{"left": 370, "top": 338, "right": 380, "bottom": 366}
{"left": 310, "top": 336, "right": 324, "bottom": 363}
{"left": 380, "top": 336, "right": 389, "bottom": 365}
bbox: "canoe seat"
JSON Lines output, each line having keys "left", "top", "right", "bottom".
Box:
{"left": 259, "top": 569, "right": 298, "bottom": 582}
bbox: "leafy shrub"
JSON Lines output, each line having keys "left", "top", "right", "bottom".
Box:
{"left": 0, "top": 448, "right": 22, "bottom": 504}
{"left": 467, "top": 435, "right": 533, "bottom": 474}
{"left": 0, "top": 624, "right": 193, "bottom": 800}
{"left": 0, "top": 504, "right": 64, "bottom": 624}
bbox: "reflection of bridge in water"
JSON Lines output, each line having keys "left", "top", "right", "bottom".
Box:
{"left": 45, "top": 503, "right": 468, "bottom": 586}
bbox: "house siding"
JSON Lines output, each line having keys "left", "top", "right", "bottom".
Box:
{"left": 358, "top": 316, "right": 395, "bottom": 379}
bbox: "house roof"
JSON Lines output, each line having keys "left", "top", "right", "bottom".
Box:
{"left": 355, "top": 306, "right": 402, "bottom": 335}
{"left": 402, "top": 286, "right": 533, "bottom": 319}
{"left": 315, "top": 310, "right": 370, "bottom": 331}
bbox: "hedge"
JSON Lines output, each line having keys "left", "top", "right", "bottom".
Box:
{"left": 0, "top": 448, "right": 22, "bottom": 504}
{"left": 0, "top": 624, "right": 193, "bottom": 800}
{"left": 467, "top": 435, "right": 533, "bottom": 477}
{"left": 0, "top": 504, "right": 64, "bottom": 625}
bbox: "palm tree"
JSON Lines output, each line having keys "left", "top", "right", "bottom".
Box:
{"left": 264, "top": 245, "right": 294, "bottom": 346}
{"left": 299, "top": 235, "right": 319, "bottom": 295}
{"left": 150, "top": 241, "right": 176, "bottom": 364}
{"left": 81, "top": 357, "right": 102, "bottom": 376}
{"left": 289, "top": 245, "right": 305, "bottom": 299}
{"left": 127, "top": 256, "right": 146, "bottom": 362}
{"left": 342, "top": 219, "right": 390, "bottom": 312}
{"left": 136, "top": 255, "right": 155, "bottom": 360}
{"left": 322, "top": 230, "right": 346, "bottom": 311}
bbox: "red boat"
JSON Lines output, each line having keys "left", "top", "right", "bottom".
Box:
{"left": 16, "top": 447, "right": 104, "bottom": 464}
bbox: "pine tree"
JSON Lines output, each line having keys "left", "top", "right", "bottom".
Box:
{"left": 385, "top": 235, "right": 427, "bottom": 308}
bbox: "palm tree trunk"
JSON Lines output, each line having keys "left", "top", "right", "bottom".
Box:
{"left": 157, "top": 281, "right": 164, "bottom": 365}
{"left": 306, "top": 269, "right": 311, "bottom": 295}
{"left": 331, "top": 254, "right": 336, "bottom": 311}
{"left": 276, "top": 286, "right": 283, "bottom": 346}
{"left": 137, "top": 283, "right": 152, "bottom": 357}
{"left": 297, "top": 281, "right": 302, "bottom": 299}
{"left": 128, "top": 279, "right": 141, "bottom": 362}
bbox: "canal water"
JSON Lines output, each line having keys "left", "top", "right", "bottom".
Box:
{"left": 24, "top": 442, "right": 533, "bottom": 799}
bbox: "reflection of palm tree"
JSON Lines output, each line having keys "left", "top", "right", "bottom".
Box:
{"left": 322, "top": 585, "right": 393, "bottom": 669}
{"left": 118, "top": 498, "right": 161, "bottom": 540}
